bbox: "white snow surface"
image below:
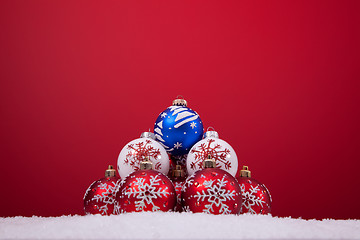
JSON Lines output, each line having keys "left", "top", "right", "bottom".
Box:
{"left": 0, "top": 213, "right": 359, "bottom": 239}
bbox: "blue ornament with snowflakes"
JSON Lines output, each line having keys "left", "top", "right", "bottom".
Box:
{"left": 154, "top": 98, "right": 204, "bottom": 156}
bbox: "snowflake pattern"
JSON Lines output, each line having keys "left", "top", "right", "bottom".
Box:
{"left": 124, "top": 139, "right": 162, "bottom": 171}
{"left": 173, "top": 181, "right": 184, "bottom": 211}
{"left": 182, "top": 177, "right": 194, "bottom": 192}
{"left": 193, "top": 175, "right": 236, "bottom": 214}
{"left": 123, "top": 175, "right": 170, "bottom": 211}
{"left": 240, "top": 184, "right": 266, "bottom": 214}
{"left": 174, "top": 142, "right": 182, "bottom": 149}
{"left": 190, "top": 138, "right": 231, "bottom": 170}
{"left": 182, "top": 205, "right": 192, "bottom": 213}
{"left": 154, "top": 105, "right": 203, "bottom": 155}
{"left": 90, "top": 180, "right": 120, "bottom": 215}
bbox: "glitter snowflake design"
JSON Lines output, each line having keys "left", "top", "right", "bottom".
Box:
{"left": 124, "top": 139, "right": 162, "bottom": 171}
{"left": 123, "top": 175, "right": 170, "bottom": 211}
{"left": 174, "top": 181, "right": 183, "bottom": 193}
{"left": 194, "top": 175, "right": 236, "bottom": 214}
{"left": 190, "top": 138, "right": 231, "bottom": 170}
{"left": 182, "top": 176, "right": 194, "bottom": 192}
{"left": 173, "top": 181, "right": 183, "bottom": 207}
{"left": 89, "top": 180, "right": 120, "bottom": 215}
{"left": 240, "top": 184, "right": 266, "bottom": 214}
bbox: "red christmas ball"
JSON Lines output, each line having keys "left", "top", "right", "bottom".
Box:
{"left": 181, "top": 158, "right": 242, "bottom": 215}
{"left": 115, "top": 160, "right": 176, "bottom": 213}
{"left": 236, "top": 166, "right": 272, "bottom": 214}
{"left": 83, "top": 166, "right": 120, "bottom": 215}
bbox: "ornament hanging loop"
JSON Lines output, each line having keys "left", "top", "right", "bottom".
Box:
{"left": 240, "top": 165, "right": 251, "bottom": 178}
{"left": 204, "top": 127, "right": 219, "bottom": 139}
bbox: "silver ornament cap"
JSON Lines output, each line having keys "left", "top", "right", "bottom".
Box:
{"left": 140, "top": 132, "right": 155, "bottom": 139}
{"left": 204, "top": 130, "right": 219, "bottom": 139}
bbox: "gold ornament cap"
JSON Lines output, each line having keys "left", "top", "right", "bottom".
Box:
{"left": 240, "top": 165, "right": 251, "bottom": 178}
{"left": 172, "top": 165, "right": 185, "bottom": 177}
{"left": 140, "top": 157, "right": 153, "bottom": 170}
{"left": 105, "top": 165, "right": 116, "bottom": 177}
{"left": 203, "top": 155, "right": 216, "bottom": 169}
{"left": 140, "top": 131, "right": 155, "bottom": 139}
{"left": 172, "top": 96, "right": 187, "bottom": 106}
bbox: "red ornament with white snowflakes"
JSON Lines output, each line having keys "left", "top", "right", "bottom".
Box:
{"left": 236, "top": 166, "right": 272, "bottom": 214}
{"left": 83, "top": 165, "right": 120, "bottom": 215}
{"left": 170, "top": 165, "right": 187, "bottom": 212}
{"left": 114, "top": 159, "right": 176, "bottom": 214}
{"left": 182, "top": 156, "right": 242, "bottom": 215}
{"left": 117, "top": 132, "right": 169, "bottom": 179}
{"left": 186, "top": 129, "right": 238, "bottom": 177}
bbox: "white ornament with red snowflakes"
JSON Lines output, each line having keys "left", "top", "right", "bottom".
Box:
{"left": 117, "top": 132, "right": 169, "bottom": 179}
{"left": 186, "top": 130, "right": 238, "bottom": 177}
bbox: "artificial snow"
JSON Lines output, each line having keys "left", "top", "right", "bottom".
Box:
{"left": 0, "top": 213, "right": 359, "bottom": 239}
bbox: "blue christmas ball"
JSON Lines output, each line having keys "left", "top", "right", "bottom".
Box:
{"left": 154, "top": 104, "right": 204, "bottom": 156}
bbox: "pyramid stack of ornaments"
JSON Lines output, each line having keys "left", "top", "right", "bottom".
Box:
{"left": 84, "top": 97, "right": 272, "bottom": 215}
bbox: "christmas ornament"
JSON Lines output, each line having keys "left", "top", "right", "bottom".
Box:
{"left": 117, "top": 132, "right": 169, "bottom": 179}
{"left": 114, "top": 158, "right": 176, "bottom": 213}
{"left": 169, "top": 154, "right": 187, "bottom": 177}
{"left": 182, "top": 156, "right": 242, "bottom": 215}
{"left": 83, "top": 165, "right": 120, "bottom": 215}
{"left": 186, "top": 129, "right": 238, "bottom": 177}
{"left": 236, "top": 166, "right": 272, "bottom": 214}
{"left": 154, "top": 97, "right": 204, "bottom": 156}
{"left": 170, "top": 165, "right": 187, "bottom": 212}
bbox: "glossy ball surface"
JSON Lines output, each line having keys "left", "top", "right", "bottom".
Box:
{"left": 187, "top": 137, "right": 238, "bottom": 176}
{"left": 236, "top": 177, "right": 272, "bottom": 214}
{"left": 115, "top": 170, "right": 176, "bottom": 213}
{"left": 117, "top": 137, "right": 169, "bottom": 179}
{"left": 83, "top": 176, "right": 120, "bottom": 215}
{"left": 181, "top": 168, "right": 242, "bottom": 215}
{"left": 154, "top": 105, "right": 203, "bottom": 156}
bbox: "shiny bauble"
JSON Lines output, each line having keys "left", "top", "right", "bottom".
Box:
{"left": 117, "top": 132, "right": 169, "bottom": 179}
{"left": 187, "top": 130, "right": 238, "bottom": 177}
{"left": 83, "top": 165, "right": 121, "bottom": 215}
{"left": 154, "top": 97, "right": 204, "bottom": 156}
{"left": 114, "top": 161, "right": 176, "bottom": 213}
{"left": 236, "top": 166, "right": 272, "bottom": 214}
{"left": 181, "top": 158, "right": 242, "bottom": 215}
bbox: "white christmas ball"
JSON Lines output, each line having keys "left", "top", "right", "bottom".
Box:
{"left": 186, "top": 132, "right": 238, "bottom": 177}
{"left": 117, "top": 133, "right": 169, "bottom": 179}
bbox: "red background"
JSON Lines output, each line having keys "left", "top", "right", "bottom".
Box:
{"left": 1, "top": 0, "right": 359, "bottom": 219}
